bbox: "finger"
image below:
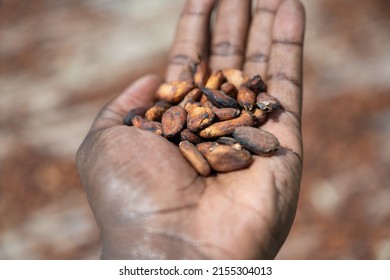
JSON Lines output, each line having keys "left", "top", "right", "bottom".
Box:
{"left": 243, "top": 0, "right": 284, "bottom": 77}
{"left": 166, "top": 0, "right": 216, "bottom": 82}
{"left": 261, "top": 0, "right": 305, "bottom": 156}
{"left": 209, "top": 0, "right": 251, "bottom": 71}
{"left": 267, "top": 0, "right": 305, "bottom": 116}
{"left": 90, "top": 74, "right": 163, "bottom": 132}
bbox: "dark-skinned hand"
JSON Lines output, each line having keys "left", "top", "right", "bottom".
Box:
{"left": 77, "top": 0, "right": 305, "bottom": 259}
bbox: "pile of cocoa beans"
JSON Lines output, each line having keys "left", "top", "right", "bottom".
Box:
{"left": 124, "top": 62, "right": 280, "bottom": 176}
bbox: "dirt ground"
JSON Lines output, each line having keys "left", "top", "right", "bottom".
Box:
{"left": 0, "top": 0, "right": 389, "bottom": 259}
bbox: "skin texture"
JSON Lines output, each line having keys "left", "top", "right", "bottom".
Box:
{"left": 77, "top": 0, "right": 305, "bottom": 259}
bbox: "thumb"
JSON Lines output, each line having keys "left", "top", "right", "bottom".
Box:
{"left": 90, "top": 74, "right": 163, "bottom": 132}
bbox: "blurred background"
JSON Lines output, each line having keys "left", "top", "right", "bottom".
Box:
{"left": 0, "top": 0, "right": 389, "bottom": 259}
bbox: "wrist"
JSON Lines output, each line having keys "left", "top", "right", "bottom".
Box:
{"left": 100, "top": 225, "right": 205, "bottom": 259}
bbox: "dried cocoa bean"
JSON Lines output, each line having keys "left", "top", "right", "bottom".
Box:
{"left": 216, "top": 137, "right": 238, "bottom": 146}
{"left": 216, "top": 137, "right": 243, "bottom": 151}
{"left": 256, "top": 92, "right": 281, "bottom": 112}
{"left": 203, "top": 143, "right": 253, "bottom": 172}
{"left": 232, "top": 126, "right": 279, "bottom": 156}
{"left": 123, "top": 107, "right": 148, "bottom": 126}
{"left": 156, "top": 80, "right": 195, "bottom": 104}
{"left": 198, "top": 110, "right": 253, "bottom": 138}
{"left": 214, "top": 107, "right": 241, "bottom": 121}
{"left": 244, "top": 74, "right": 267, "bottom": 94}
{"left": 145, "top": 100, "right": 171, "bottom": 121}
{"left": 131, "top": 115, "right": 163, "bottom": 136}
{"left": 250, "top": 108, "right": 267, "bottom": 126}
{"left": 220, "top": 82, "right": 238, "bottom": 99}
{"left": 178, "top": 88, "right": 202, "bottom": 108}
{"left": 179, "top": 141, "right": 211, "bottom": 176}
{"left": 199, "top": 94, "right": 209, "bottom": 104}
{"left": 205, "top": 70, "right": 226, "bottom": 90}
{"left": 185, "top": 102, "right": 215, "bottom": 132}
{"left": 180, "top": 129, "right": 203, "bottom": 144}
{"left": 194, "top": 60, "right": 210, "bottom": 88}
{"left": 201, "top": 87, "right": 239, "bottom": 109}
{"left": 205, "top": 102, "right": 241, "bottom": 121}
{"left": 222, "top": 68, "right": 250, "bottom": 89}
{"left": 237, "top": 86, "right": 256, "bottom": 111}
{"left": 162, "top": 106, "right": 187, "bottom": 138}
{"left": 196, "top": 142, "right": 217, "bottom": 156}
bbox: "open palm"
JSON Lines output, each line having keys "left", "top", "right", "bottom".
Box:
{"left": 77, "top": 0, "right": 305, "bottom": 259}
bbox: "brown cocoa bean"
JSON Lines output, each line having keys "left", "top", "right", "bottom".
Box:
{"left": 185, "top": 102, "right": 215, "bottom": 132}
{"left": 205, "top": 102, "right": 241, "bottom": 121}
{"left": 180, "top": 129, "right": 203, "bottom": 144}
{"left": 205, "top": 70, "right": 226, "bottom": 90}
{"left": 178, "top": 88, "right": 202, "bottom": 108}
{"left": 256, "top": 92, "right": 281, "bottom": 112}
{"left": 196, "top": 142, "right": 217, "bottom": 156}
{"left": 131, "top": 115, "right": 163, "bottom": 136}
{"left": 216, "top": 137, "right": 238, "bottom": 146}
{"left": 201, "top": 87, "right": 239, "bottom": 109}
{"left": 220, "top": 82, "right": 238, "bottom": 98}
{"left": 250, "top": 108, "right": 267, "bottom": 126}
{"left": 179, "top": 141, "right": 211, "bottom": 176}
{"left": 156, "top": 80, "right": 195, "bottom": 104}
{"left": 216, "top": 137, "right": 243, "bottom": 151}
{"left": 232, "top": 126, "right": 279, "bottom": 156}
{"left": 161, "top": 106, "right": 187, "bottom": 138}
{"left": 222, "top": 68, "right": 250, "bottom": 89}
{"left": 198, "top": 110, "right": 253, "bottom": 138}
{"left": 214, "top": 107, "right": 241, "bottom": 121}
{"left": 244, "top": 74, "right": 266, "bottom": 94}
{"left": 123, "top": 107, "right": 148, "bottom": 126}
{"left": 237, "top": 86, "right": 256, "bottom": 111}
{"left": 194, "top": 60, "right": 210, "bottom": 88}
{"left": 199, "top": 94, "right": 209, "bottom": 104}
{"left": 145, "top": 100, "right": 172, "bottom": 121}
{"left": 203, "top": 144, "right": 253, "bottom": 172}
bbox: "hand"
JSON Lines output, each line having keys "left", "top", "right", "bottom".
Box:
{"left": 77, "top": 0, "right": 305, "bottom": 259}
